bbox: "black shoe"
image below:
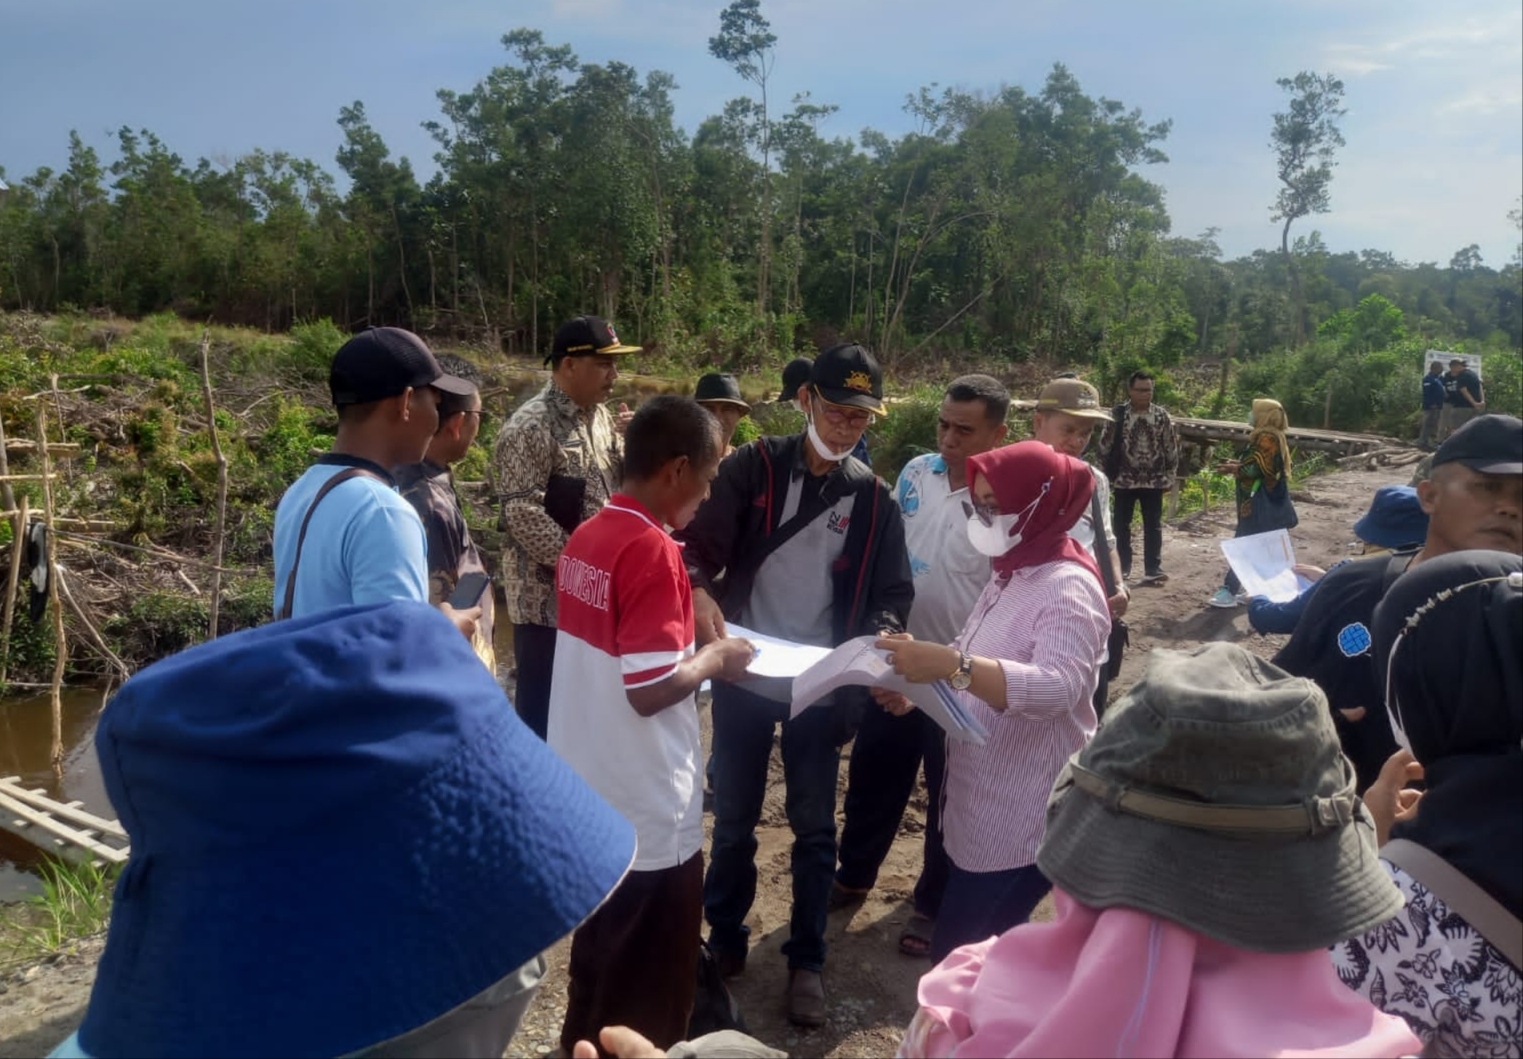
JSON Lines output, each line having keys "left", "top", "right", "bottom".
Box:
{"left": 714, "top": 945, "right": 746, "bottom": 980}
{"left": 827, "top": 880, "right": 870, "bottom": 912}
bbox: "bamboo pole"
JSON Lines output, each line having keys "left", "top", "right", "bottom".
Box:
{"left": 50, "top": 375, "right": 72, "bottom": 486}
{"left": 0, "top": 409, "right": 14, "bottom": 514}
{"left": 36, "top": 404, "right": 67, "bottom": 773}
{"left": 198, "top": 331, "right": 229, "bottom": 640}
{"left": 0, "top": 495, "right": 28, "bottom": 687}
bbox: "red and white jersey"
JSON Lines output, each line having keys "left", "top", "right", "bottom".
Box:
{"left": 547, "top": 494, "right": 701, "bottom": 870}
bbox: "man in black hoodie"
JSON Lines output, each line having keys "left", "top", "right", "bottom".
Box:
{"left": 677, "top": 344, "right": 913, "bottom": 1028}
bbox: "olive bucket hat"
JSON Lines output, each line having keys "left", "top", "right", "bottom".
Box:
{"left": 1038, "top": 642, "right": 1403, "bottom": 953}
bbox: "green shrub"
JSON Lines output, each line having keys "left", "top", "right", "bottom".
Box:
{"left": 288, "top": 318, "right": 348, "bottom": 381}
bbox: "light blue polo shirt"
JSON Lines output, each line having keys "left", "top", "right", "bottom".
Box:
{"left": 272, "top": 457, "right": 429, "bottom": 618}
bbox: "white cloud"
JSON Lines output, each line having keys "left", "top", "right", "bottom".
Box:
{"left": 1440, "top": 81, "right": 1523, "bottom": 115}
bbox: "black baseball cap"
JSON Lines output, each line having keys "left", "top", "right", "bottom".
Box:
{"left": 1431, "top": 414, "right": 1522, "bottom": 476}
{"left": 810, "top": 344, "right": 886, "bottom": 415}
{"left": 694, "top": 372, "right": 750, "bottom": 412}
{"left": 329, "top": 328, "right": 473, "bottom": 408}
{"left": 779, "top": 357, "right": 813, "bottom": 402}
{"left": 547, "top": 316, "right": 641, "bottom": 366}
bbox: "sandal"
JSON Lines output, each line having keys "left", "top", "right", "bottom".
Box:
{"left": 898, "top": 913, "right": 935, "bottom": 957}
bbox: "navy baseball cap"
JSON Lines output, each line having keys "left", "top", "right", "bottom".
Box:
{"left": 329, "top": 327, "right": 472, "bottom": 408}
{"left": 1432, "top": 414, "right": 1522, "bottom": 476}
{"left": 780, "top": 357, "right": 813, "bottom": 402}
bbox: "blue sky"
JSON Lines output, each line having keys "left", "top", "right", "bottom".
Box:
{"left": 3, "top": 0, "right": 1519, "bottom": 266}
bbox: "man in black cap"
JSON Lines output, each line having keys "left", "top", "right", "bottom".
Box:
{"left": 272, "top": 327, "right": 478, "bottom": 638}
{"left": 780, "top": 355, "right": 870, "bottom": 466}
{"left": 1271, "top": 413, "right": 1521, "bottom": 790}
{"left": 492, "top": 315, "right": 640, "bottom": 739}
{"left": 694, "top": 372, "right": 751, "bottom": 458}
{"left": 1438, "top": 357, "right": 1485, "bottom": 441}
{"left": 677, "top": 343, "right": 913, "bottom": 1027}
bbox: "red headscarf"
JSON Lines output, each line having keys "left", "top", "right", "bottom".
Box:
{"left": 965, "top": 440, "right": 1103, "bottom": 589}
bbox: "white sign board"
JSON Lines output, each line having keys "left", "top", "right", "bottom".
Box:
{"left": 1427, "top": 350, "right": 1482, "bottom": 380}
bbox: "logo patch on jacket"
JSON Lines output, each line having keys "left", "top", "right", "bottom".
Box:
{"left": 827, "top": 511, "right": 851, "bottom": 535}
{"left": 1336, "top": 622, "right": 1372, "bottom": 658}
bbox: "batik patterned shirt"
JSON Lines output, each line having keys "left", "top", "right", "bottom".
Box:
{"left": 491, "top": 381, "right": 623, "bottom": 628}
{"left": 1103, "top": 405, "right": 1180, "bottom": 491}
{"left": 1333, "top": 860, "right": 1521, "bottom": 1058}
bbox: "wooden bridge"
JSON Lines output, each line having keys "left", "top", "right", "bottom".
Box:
{"left": 1169, "top": 416, "right": 1403, "bottom": 457}
{"left": 1005, "top": 399, "right": 1408, "bottom": 458}
{"left": 0, "top": 777, "right": 128, "bottom": 866}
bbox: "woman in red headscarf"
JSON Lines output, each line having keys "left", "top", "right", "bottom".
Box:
{"left": 874, "top": 441, "right": 1111, "bottom": 961}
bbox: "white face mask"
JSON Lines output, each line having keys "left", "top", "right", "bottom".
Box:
{"left": 964, "top": 482, "right": 1050, "bottom": 557}
{"left": 806, "top": 406, "right": 859, "bottom": 463}
{"left": 967, "top": 511, "right": 1023, "bottom": 556}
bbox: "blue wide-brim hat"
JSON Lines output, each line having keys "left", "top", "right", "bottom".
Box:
{"left": 78, "top": 602, "right": 635, "bottom": 1059}
{"left": 1352, "top": 484, "right": 1428, "bottom": 550}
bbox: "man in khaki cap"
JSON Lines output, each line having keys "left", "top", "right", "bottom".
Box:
{"left": 1032, "top": 377, "right": 1129, "bottom": 713}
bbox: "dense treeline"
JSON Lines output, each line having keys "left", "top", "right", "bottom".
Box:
{"left": 1, "top": 19, "right": 1520, "bottom": 382}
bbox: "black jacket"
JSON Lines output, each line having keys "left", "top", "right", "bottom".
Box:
{"left": 1272, "top": 550, "right": 1415, "bottom": 792}
{"left": 678, "top": 433, "right": 913, "bottom": 646}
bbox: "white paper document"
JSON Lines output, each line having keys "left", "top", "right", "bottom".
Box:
{"left": 726, "top": 623, "right": 834, "bottom": 679}
{"left": 790, "top": 636, "right": 990, "bottom": 746}
{"left": 1219, "top": 530, "right": 1308, "bottom": 603}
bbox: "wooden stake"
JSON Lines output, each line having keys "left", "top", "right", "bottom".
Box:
{"left": 0, "top": 408, "right": 14, "bottom": 515}
{"left": 36, "top": 405, "right": 67, "bottom": 773}
{"left": 198, "top": 331, "right": 229, "bottom": 640}
{"left": 0, "top": 495, "right": 28, "bottom": 688}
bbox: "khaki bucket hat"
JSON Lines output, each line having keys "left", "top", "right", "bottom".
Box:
{"left": 1038, "top": 642, "right": 1403, "bottom": 953}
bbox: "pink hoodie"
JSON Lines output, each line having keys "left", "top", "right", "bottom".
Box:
{"left": 898, "top": 890, "right": 1419, "bottom": 1059}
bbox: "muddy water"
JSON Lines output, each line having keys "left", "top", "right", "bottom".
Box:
{"left": 0, "top": 688, "right": 112, "bottom": 901}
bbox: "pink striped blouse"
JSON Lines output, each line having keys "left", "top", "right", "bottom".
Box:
{"left": 942, "top": 559, "right": 1111, "bottom": 873}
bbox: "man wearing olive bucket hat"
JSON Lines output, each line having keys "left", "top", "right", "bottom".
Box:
{"left": 897, "top": 642, "right": 1420, "bottom": 1059}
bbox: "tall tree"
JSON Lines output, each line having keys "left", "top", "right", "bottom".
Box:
{"left": 709, "top": 0, "right": 777, "bottom": 315}
{"left": 1269, "top": 71, "right": 1346, "bottom": 345}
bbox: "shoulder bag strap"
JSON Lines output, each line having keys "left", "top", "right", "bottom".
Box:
{"left": 1381, "top": 838, "right": 1523, "bottom": 970}
{"left": 277, "top": 467, "right": 386, "bottom": 620}
{"left": 1089, "top": 477, "right": 1117, "bottom": 598}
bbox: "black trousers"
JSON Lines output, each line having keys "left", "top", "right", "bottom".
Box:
{"left": 1112, "top": 487, "right": 1165, "bottom": 577}
{"left": 512, "top": 621, "right": 557, "bottom": 740}
{"left": 836, "top": 707, "right": 950, "bottom": 919}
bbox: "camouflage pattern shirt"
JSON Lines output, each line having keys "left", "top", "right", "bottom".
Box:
{"left": 491, "top": 381, "right": 623, "bottom": 628}
{"left": 394, "top": 458, "right": 495, "bottom": 648}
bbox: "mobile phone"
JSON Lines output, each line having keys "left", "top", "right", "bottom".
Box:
{"left": 448, "top": 571, "right": 492, "bottom": 609}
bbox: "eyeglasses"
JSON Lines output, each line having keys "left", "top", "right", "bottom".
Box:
{"left": 816, "top": 399, "right": 873, "bottom": 429}
{"left": 961, "top": 499, "right": 1001, "bottom": 527}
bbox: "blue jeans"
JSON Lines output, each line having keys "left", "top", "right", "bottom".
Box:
{"left": 929, "top": 862, "right": 1052, "bottom": 963}
{"left": 704, "top": 680, "right": 841, "bottom": 973}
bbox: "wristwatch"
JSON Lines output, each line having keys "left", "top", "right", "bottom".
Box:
{"left": 948, "top": 651, "right": 974, "bottom": 691}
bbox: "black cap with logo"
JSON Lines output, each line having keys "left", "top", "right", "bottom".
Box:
{"left": 1432, "top": 414, "right": 1522, "bottom": 476}
{"left": 810, "top": 343, "right": 886, "bottom": 415}
{"left": 546, "top": 316, "right": 641, "bottom": 366}
{"left": 329, "top": 328, "right": 473, "bottom": 408}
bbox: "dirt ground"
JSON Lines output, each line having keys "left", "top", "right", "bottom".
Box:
{"left": 0, "top": 465, "right": 1399, "bottom": 1059}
